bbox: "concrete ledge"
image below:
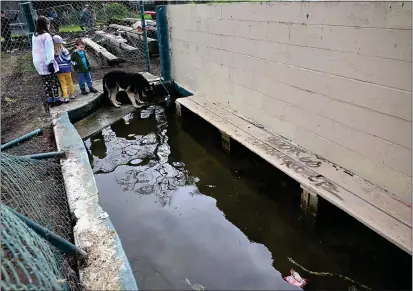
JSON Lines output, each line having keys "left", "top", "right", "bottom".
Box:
{"left": 50, "top": 80, "right": 104, "bottom": 124}
{"left": 49, "top": 78, "right": 141, "bottom": 290}
{"left": 51, "top": 75, "right": 168, "bottom": 124}
{"left": 52, "top": 112, "right": 138, "bottom": 290}
{"left": 177, "top": 95, "right": 412, "bottom": 255}
{"left": 47, "top": 74, "right": 196, "bottom": 289}
{"left": 74, "top": 105, "right": 137, "bottom": 139}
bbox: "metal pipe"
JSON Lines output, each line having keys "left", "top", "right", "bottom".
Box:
{"left": 1, "top": 128, "right": 42, "bottom": 150}
{"left": 19, "top": 1, "right": 36, "bottom": 36}
{"left": 140, "top": 0, "right": 151, "bottom": 73}
{"left": 156, "top": 5, "right": 171, "bottom": 82}
{"left": 23, "top": 151, "right": 65, "bottom": 160}
{"left": 5, "top": 205, "right": 87, "bottom": 259}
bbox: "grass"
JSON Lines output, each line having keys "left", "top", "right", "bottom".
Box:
{"left": 59, "top": 25, "right": 83, "bottom": 33}
{"left": 117, "top": 14, "right": 152, "bottom": 20}
{"left": 21, "top": 53, "right": 35, "bottom": 73}
{"left": 1, "top": 33, "right": 25, "bottom": 42}
{"left": 205, "top": 0, "right": 272, "bottom": 2}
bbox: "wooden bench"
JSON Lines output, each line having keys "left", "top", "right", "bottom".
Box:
{"left": 109, "top": 24, "right": 157, "bottom": 43}
{"left": 176, "top": 95, "right": 412, "bottom": 255}
{"left": 95, "top": 31, "right": 138, "bottom": 53}
{"left": 109, "top": 24, "right": 159, "bottom": 55}
{"left": 109, "top": 24, "right": 135, "bottom": 32}
{"left": 81, "top": 37, "right": 118, "bottom": 63}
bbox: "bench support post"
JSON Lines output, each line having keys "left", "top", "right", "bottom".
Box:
{"left": 220, "top": 130, "right": 231, "bottom": 153}
{"left": 300, "top": 185, "right": 318, "bottom": 217}
{"left": 176, "top": 103, "right": 182, "bottom": 117}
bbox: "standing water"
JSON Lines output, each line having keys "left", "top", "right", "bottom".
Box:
{"left": 85, "top": 105, "right": 411, "bottom": 290}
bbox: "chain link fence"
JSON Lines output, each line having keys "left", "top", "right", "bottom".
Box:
{"left": 1, "top": 1, "right": 161, "bottom": 159}
{"left": 1, "top": 152, "right": 81, "bottom": 290}
{"left": 0, "top": 1, "right": 162, "bottom": 290}
{"left": 1, "top": 1, "right": 160, "bottom": 88}
{"left": 1, "top": 1, "right": 157, "bottom": 60}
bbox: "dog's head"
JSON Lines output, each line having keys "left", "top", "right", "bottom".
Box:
{"left": 135, "top": 73, "right": 155, "bottom": 98}
{"left": 143, "top": 83, "right": 155, "bottom": 97}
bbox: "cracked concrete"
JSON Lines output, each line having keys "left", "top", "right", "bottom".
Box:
{"left": 51, "top": 84, "right": 138, "bottom": 290}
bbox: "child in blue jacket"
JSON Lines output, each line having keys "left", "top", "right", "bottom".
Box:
{"left": 53, "top": 35, "right": 76, "bottom": 102}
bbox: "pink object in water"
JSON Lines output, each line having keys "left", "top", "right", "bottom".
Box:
{"left": 284, "top": 269, "right": 307, "bottom": 288}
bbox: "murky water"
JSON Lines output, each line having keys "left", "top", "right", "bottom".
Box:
{"left": 85, "top": 105, "right": 411, "bottom": 290}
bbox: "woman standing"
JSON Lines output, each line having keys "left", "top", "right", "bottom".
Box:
{"left": 32, "top": 16, "right": 62, "bottom": 105}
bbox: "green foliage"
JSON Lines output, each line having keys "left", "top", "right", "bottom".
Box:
{"left": 21, "top": 53, "right": 35, "bottom": 73}
{"left": 104, "top": 3, "right": 137, "bottom": 20}
{"left": 59, "top": 25, "right": 83, "bottom": 33}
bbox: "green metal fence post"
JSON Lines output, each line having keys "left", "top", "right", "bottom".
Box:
{"left": 1, "top": 128, "right": 42, "bottom": 151}
{"left": 5, "top": 205, "right": 88, "bottom": 259}
{"left": 19, "top": 0, "right": 36, "bottom": 37}
{"left": 140, "top": 0, "right": 151, "bottom": 73}
{"left": 156, "top": 5, "right": 171, "bottom": 82}
{"left": 23, "top": 151, "right": 65, "bottom": 160}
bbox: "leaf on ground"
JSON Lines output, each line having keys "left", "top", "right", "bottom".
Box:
{"left": 5, "top": 97, "right": 17, "bottom": 103}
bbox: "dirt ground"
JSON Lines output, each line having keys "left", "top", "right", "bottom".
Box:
{"left": 1, "top": 51, "right": 160, "bottom": 156}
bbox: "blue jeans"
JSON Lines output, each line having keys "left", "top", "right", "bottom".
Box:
{"left": 78, "top": 72, "right": 93, "bottom": 89}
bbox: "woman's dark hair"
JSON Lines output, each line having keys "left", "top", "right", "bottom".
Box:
{"left": 34, "top": 16, "right": 49, "bottom": 36}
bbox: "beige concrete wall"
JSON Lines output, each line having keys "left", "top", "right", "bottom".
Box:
{"left": 168, "top": 2, "right": 412, "bottom": 203}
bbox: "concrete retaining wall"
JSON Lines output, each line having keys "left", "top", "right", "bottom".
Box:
{"left": 168, "top": 1, "right": 412, "bottom": 204}
{"left": 50, "top": 90, "right": 138, "bottom": 290}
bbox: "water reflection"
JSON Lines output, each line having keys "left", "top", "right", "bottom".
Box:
{"left": 86, "top": 106, "right": 299, "bottom": 290}
{"left": 86, "top": 106, "right": 201, "bottom": 207}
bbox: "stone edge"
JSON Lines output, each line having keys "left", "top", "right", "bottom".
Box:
{"left": 51, "top": 107, "right": 138, "bottom": 289}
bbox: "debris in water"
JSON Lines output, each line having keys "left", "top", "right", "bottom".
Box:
{"left": 185, "top": 278, "right": 205, "bottom": 291}
{"left": 130, "top": 158, "right": 143, "bottom": 165}
{"left": 284, "top": 269, "right": 307, "bottom": 288}
{"left": 287, "top": 257, "right": 371, "bottom": 290}
{"left": 206, "top": 185, "right": 216, "bottom": 188}
{"left": 123, "top": 113, "right": 134, "bottom": 124}
{"left": 99, "top": 212, "right": 109, "bottom": 219}
{"left": 173, "top": 161, "right": 185, "bottom": 167}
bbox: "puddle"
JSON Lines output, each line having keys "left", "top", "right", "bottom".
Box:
{"left": 85, "top": 105, "right": 411, "bottom": 290}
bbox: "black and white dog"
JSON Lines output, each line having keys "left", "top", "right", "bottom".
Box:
{"left": 102, "top": 70, "right": 154, "bottom": 108}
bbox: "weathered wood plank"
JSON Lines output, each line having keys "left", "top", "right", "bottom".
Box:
{"left": 82, "top": 38, "right": 118, "bottom": 61}
{"left": 109, "top": 24, "right": 134, "bottom": 32}
{"left": 176, "top": 96, "right": 412, "bottom": 254}
{"left": 192, "top": 97, "right": 412, "bottom": 228}
{"left": 95, "top": 31, "right": 138, "bottom": 52}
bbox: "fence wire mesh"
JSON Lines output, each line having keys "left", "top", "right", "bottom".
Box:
{"left": 1, "top": 1, "right": 160, "bottom": 94}
{"left": 1, "top": 205, "right": 80, "bottom": 291}
{"left": 1, "top": 153, "right": 81, "bottom": 290}
{"left": 1, "top": 1, "right": 157, "bottom": 60}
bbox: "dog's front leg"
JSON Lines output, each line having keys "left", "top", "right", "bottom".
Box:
{"left": 110, "top": 92, "right": 121, "bottom": 108}
{"left": 127, "top": 91, "right": 140, "bottom": 108}
{"left": 135, "top": 90, "right": 147, "bottom": 104}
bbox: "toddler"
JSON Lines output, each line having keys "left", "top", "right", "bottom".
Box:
{"left": 71, "top": 38, "right": 98, "bottom": 95}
